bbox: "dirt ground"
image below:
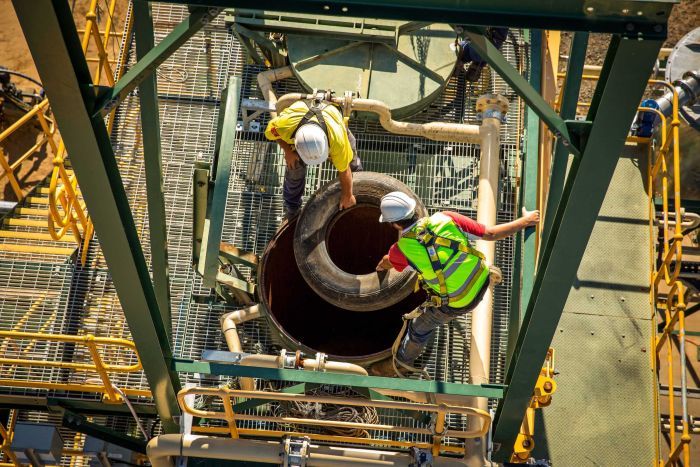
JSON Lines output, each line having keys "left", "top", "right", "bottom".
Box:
{"left": 0, "top": 0, "right": 129, "bottom": 201}
{"left": 0, "top": 1, "right": 698, "bottom": 201}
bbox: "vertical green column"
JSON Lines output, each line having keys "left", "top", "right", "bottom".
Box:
{"left": 507, "top": 29, "right": 541, "bottom": 366}
{"left": 199, "top": 76, "right": 242, "bottom": 286}
{"left": 540, "top": 32, "right": 589, "bottom": 254}
{"left": 134, "top": 0, "right": 172, "bottom": 338}
{"left": 12, "top": 0, "right": 182, "bottom": 432}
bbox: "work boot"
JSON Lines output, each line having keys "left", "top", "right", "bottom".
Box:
{"left": 369, "top": 358, "right": 408, "bottom": 378}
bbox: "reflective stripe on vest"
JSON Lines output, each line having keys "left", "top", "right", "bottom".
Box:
{"left": 397, "top": 213, "right": 490, "bottom": 308}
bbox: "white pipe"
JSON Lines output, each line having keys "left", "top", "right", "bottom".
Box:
{"left": 239, "top": 354, "right": 368, "bottom": 376}
{"left": 465, "top": 94, "right": 508, "bottom": 466}
{"left": 276, "top": 93, "right": 481, "bottom": 144}
{"left": 257, "top": 66, "right": 294, "bottom": 119}
{"left": 220, "top": 305, "right": 263, "bottom": 391}
{"left": 147, "top": 434, "right": 465, "bottom": 467}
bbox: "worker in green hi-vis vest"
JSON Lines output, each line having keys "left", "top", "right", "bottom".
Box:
{"left": 371, "top": 191, "right": 540, "bottom": 377}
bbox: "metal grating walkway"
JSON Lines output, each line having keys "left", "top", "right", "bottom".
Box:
{"left": 0, "top": 3, "right": 527, "bottom": 452}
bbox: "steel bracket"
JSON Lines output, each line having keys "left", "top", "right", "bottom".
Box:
{"left": 283, "top": 436, "right": 311, "bottom": 467}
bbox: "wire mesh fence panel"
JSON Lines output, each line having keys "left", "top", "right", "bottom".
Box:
{"left": 0, "top": 2, "right": 527, "bottom": 446}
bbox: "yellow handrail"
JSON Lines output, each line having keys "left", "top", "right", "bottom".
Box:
{"left": 0, "top": 411, "right": 18, "bottom": 466}
{"left": 638, "top": 80, "right": 690, "bottom": 467}
{"left": 0, "top": 100, "right": 53, "bottom": 200}
{"left": 0, "top": 0, "right": 133, "bottom": 265}
{"left": 178, "top": 386, "right": 492, "bottom": 456}
{"left": 0, "top": 330, "right": 148, "bottom": 402}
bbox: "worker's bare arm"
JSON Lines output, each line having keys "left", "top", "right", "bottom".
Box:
{"left": 482, "top": 208, "right": 540, "bottom": 241}
{"left": 375, "top": 254, "right": 394, "bottom": 272}
{"left": 276, "top": 140, "right": 300, "bottom": 168}
{"left": 338, "top": 166, "right": 357, "bottom": 210}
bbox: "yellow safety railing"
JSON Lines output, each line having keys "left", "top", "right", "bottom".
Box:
{"left": 0, "top": 0, "right": 133, "bottom": 265}
{"left": 638, "top": 81, "right": 690, "bottom": 467}
{"left": 510, "top": 348, "right": 556, "bottom": 463}
{"left": 0, "top": 330, "right": 150, "bottom": 402}
{"left": 179, "top": 386, "right": 492, "bottom": 456}
{"left": 0, "top": 100, "right": 55, "bottom": 201}
{"left": 0, "top": 411, "right": 19, "bottom": 466}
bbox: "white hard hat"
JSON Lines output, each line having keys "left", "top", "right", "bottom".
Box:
{"left": 295, "top": 123, "right": 329, "bottom": 166}
{"left": 379, "top": 191, "right": 416, "bottom": 223}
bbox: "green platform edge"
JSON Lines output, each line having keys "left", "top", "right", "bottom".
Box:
{"left": 533, "top": 143, "right": 656, "bottom": 465}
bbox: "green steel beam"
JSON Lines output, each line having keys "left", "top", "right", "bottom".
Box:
{"left": 134, "top": 0, "right": 172, "bottom": 338}
{"left": 540, "top": 32, "right": 589, "bottom": 255}
{"left": 464, "top": 27, "right": 580, "bottom": 157}
{"left": 507, "top": 29, "right": 541, "bottom": 368}
{"left": 93, "top": 4, "right": 220, "bottom": 116}
{"left": 491, "top": 35, "right": 662, "bottom": 461}
{"left": 56, "top": 407, "right": 147, "bottom": 454}
{"left": 173, "top": 358, "right": 506, "bottom": 398}
{"left": 12, "top": 0, "right": 182, "bottom": 433}
{"left": 0, "top": 396, "right": 158, "bottom": 418}
{"left": 151, "top": 0, "right": 674, "bottom": 37}
{"left": 199, "top": 76, "right": 242, "bottom": 286}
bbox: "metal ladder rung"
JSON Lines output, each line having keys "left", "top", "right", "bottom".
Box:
{"left": 0, "top": 244, "right": 75, "bottom": 255}
{"left": 36, "top": 187, "right": 81, "bottom": 195}
{"left": 1, "top": 218, "right": 84, "bottom": 230}
{"left": 23, "top": 197, "right": 50, "bottom": 205}
{"left": 0, "top": 231, "right": 76, "bottom": 242}
{"left": 14, "top": 208, "right": 49, "bottom": 216}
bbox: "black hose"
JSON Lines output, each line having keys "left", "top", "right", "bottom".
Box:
{"left": 0, "top": 68, "right": 44, "bottom": 89}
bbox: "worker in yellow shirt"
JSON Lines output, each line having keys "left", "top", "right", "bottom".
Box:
{"left": 265, "top": 97, "right": 362, "bottom": 219}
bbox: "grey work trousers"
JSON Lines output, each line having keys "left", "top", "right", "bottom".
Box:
{"left": 283, "top": 129, "right": 362, "bottom": 213}
{"left": 396, "top": 280, "right": 490, "bottom": 365}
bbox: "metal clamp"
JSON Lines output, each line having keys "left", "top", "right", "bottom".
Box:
{"left": 476, "top": 108, "right": 507, "bottom": 123}
{"left": 313, "top": 352, "right": 327, "bottom": 371}
{"left": 282, "top": 436, "right": 310, "bottom": 467}
{"left": 279, "top": 349, "right": 298, "bottom": 369}
{"left": 408, "top": 446, "right": 433, "bottom": 467}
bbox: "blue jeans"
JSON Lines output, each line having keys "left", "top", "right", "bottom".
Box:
{"left": 397, "top": 281, "right": 490, "bottom": 365}
{"left": 283, "top": 129, "right": 362, "bottom": 213}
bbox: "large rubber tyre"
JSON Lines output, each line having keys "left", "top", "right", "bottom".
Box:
{"left": 294, "top": 172, "right": 427, "bottom": 312}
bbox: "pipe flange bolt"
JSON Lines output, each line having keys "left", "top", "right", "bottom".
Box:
{"left": 475, "top": 94, "right": 509, "bottom": 113}
{"left": 279, "top": 349, "right": 297, "bottom": 369}
{"left": 314, "top": 352, "right": 327, "bottom": 371}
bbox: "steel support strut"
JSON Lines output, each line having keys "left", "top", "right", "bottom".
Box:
{"left": 540, "top": 32, "right": 589, "bottom": 252}
{"left": 507, "top": 29, "right": 542, "bottom": 367}
{"left": 464, "top": 27, "right": 579, "bottom": 156}
{"left": 147, "top": 0, "right": 673, "bottom": 37}
{"left": 133, "top": 0, "right": 173, "bottom": 337}
{"left": 12, "top": 0, "right": 182, "bottom": 433}
{"left": 491, "top": 35, "right": 662, "bottom": 461}
{"left": 93, "top": 3, "right": 220, "bottom": 116}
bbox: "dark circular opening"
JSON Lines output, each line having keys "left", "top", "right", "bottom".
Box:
{"left": 260, "top": 217, "right": 425, "bottom": 361}
{"left": 326, "top": 204, "right": 398, "bottom": 275}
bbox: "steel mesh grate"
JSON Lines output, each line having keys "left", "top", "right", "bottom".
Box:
{"left": 0, "top": 3, "right": 526, "bottom": 448}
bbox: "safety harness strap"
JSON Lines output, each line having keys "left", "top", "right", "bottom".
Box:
{"left": 403, "top": 225, "right": 488, "bottom": 306}
{"left": 291, "top": 99, "right": 329, "bottom": 138}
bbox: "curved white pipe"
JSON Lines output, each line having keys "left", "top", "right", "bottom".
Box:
{"left": 147, "top": 434, "right": 465, "bottom": 467}
{"left": 275, "top": 93, "right": 480, "bottom": 144}
{"left": 257, "top": 66, "right": 294, "bottom": 119}
{"left": 220, "top": 305, "right": 263, "bottom": 391}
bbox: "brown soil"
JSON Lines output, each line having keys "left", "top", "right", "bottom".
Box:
{"left": 559, "top": 0, "right": 700, "bottom": 102}
{"left": 0, "top": 0, "right": 128, "bottom": 201}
